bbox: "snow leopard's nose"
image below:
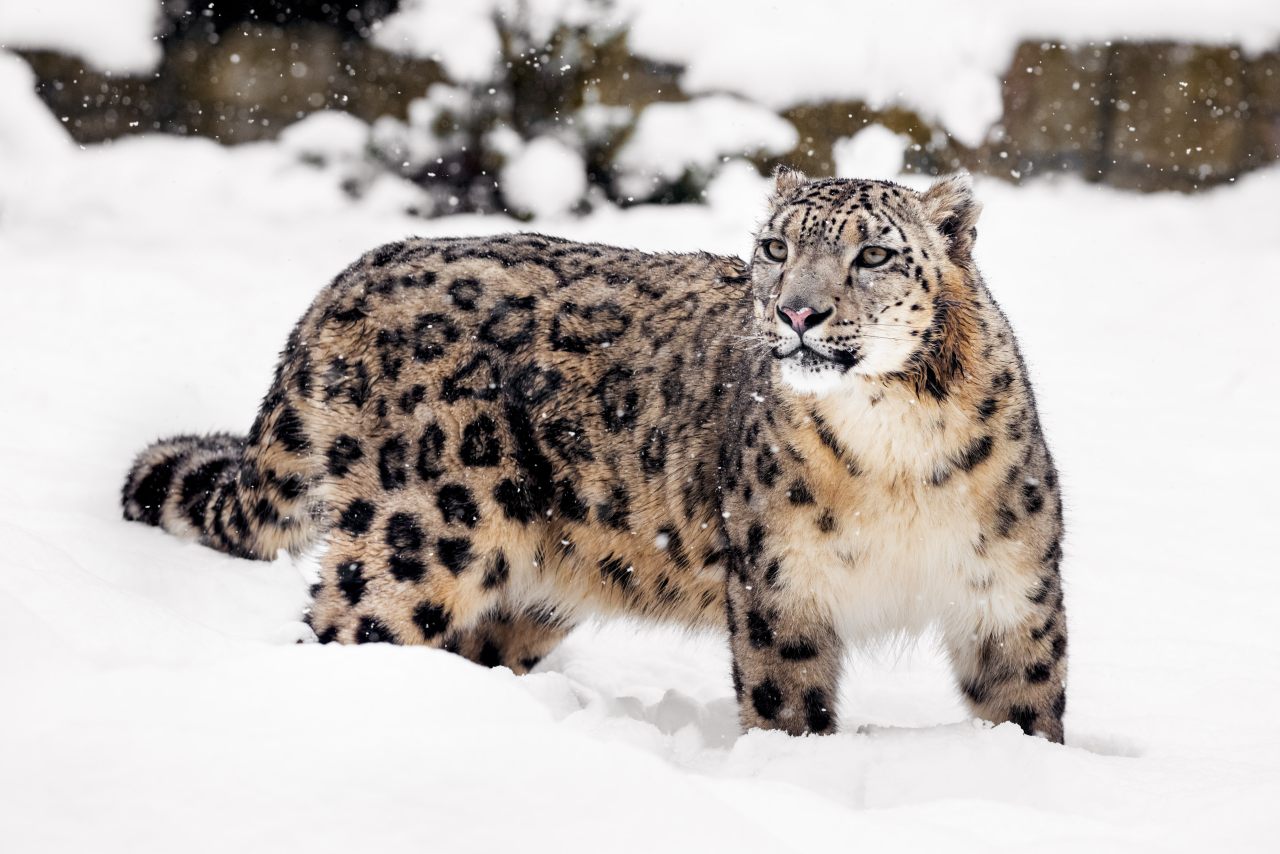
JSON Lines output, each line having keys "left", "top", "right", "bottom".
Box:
{"left": 777, "top": 304, "right": 832, "bottom": 335}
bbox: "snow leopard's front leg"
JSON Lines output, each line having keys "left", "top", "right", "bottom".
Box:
{"left": 726, "top": 551, "right": 842, "bottom": 735}
{"left": 944, "top": 553, "right": 1069, "bottom": 743}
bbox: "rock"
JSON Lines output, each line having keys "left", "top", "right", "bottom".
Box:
{"left": 1243, "top": 49, "right": 1280, "bottom": 173}
{"left": 20, "top": 23, "right": 444, "bottom": 144}
{"left": 777, "top": 101, "right": 966, "bottom": 179}
{"left": 992, "top": 41, "right": 1111, "bottom": 183}
{"left": 1101, "top": 42, "right": 1250, "bottom": 191}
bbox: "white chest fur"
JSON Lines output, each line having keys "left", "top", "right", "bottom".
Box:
{"left": 778, "top": 378, "right": 1035, "bottom": 643}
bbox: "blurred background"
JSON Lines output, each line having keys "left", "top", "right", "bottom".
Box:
{"left": 2, "top": 0, "right": 1277, "bottom": 217}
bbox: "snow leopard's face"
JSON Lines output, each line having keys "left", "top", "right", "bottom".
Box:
{"left": 750, "top": 169, "right": 981, "bottom": 397}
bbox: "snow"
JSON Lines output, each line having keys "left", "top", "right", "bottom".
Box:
{"left": 0, "top": 0, "right": 160, "bottom": 72}
{"left": 3, "top": 56, "right": 1280, "bottom": 854}
{"left": 371, "top": 0, "right": 1279, "bottom": 149}
{"left": 374, "top": 0, "right": 616, "bottom": 81}
{"left": 613, "top": 95, "right": 798, "bottom": 198}
{"left": 370, "top": 83, "right": 472, "bottom": 177}
{"left": 5, "top": 0, "right": 1273, "bottom": 149}
{"left": 274, "top": 110, "right": 428, "bottom": 213}
{"left": 499, "top": 135, "right": 588, "bottom": 218}
{"left": 373, "top": 1, "right": 503, "bottom": 82}
{"left": 619, "top": 0, "right": 1280, "bottom": 146}
{"left": 832, "top": 125, "right": 915, "bottom": 181}
{"left": 0, "top": 51, "right": 71, "bottom": 172}
{"left": 277, "top": 110, "right": 371, "bottom": 163}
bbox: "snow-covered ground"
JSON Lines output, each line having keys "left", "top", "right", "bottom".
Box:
{"left": 3, "top": 69, "right": 1280, "bottom": 854}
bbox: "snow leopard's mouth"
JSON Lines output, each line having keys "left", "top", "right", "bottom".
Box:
{"left": 774, "top": 342, "right": 859, "bottom": 371}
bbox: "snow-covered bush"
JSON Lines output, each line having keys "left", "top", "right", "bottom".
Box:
{"left": 499, "top": 136, "right": 589, "bottom": 219}
{"left": 366, "top": 84, "right": 510, "bottom": 214}
{"left": 277, "top": 109, "right": 436, "bottom": 211}
{"left": 612, "top": 96, "right": 798, "bottom": 204}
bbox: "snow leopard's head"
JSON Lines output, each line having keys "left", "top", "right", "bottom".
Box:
{"left": 750, "top": 166, "right": 981, "bottom": 398}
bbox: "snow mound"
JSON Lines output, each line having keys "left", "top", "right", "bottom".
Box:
{"left": 500, "top": 136, "right": 588, "bottom": 219}
{"left": 373, "top": 1, "right": 502, "bottom": 82}
{"left": 704, "top": 159, "right": 772, "bottom": 219}
{"left": 0, "top": 52, "right": 71, "bottom": 163}
{"left": 832, "top": 125, "right": 915, "bottom": 181}
{"left": 277, "top": 110, "right": 371, "bottom": 164}
{"left": 0, "top": 52, "right": 74, "bottom": 225}
{"left": 614, "top": 95, "right": 798, "bottom": 199}
{"left": 0, "top": 0, "right": 161, "bottom": 72}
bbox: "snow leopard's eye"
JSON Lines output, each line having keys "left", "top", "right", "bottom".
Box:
{"left": 760, "top": 239, "right": 788, "bottom": 263}
{"left": 855, "top": 246, "right": 894, "bottom": 268}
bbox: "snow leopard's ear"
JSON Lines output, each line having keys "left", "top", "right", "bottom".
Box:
{"left": 771, "top": 164, "right": 808, "bottom": 204}
{"left": 921, "top": 171, "right": 982, "bottom": 261}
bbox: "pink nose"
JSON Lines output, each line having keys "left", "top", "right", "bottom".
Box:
{"left": 779, "top": 305, "right": 825, "bottom": 334}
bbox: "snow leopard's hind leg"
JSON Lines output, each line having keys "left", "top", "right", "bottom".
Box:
{"left": 444, "top": 605, "right": 576, "bottom": 673}
{"left": 303, "top": 459, "right": 557, "bottom": 655}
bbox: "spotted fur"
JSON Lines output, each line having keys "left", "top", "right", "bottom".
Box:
{"left": 123, "top": 169, "right": 1067, "bottom": 741}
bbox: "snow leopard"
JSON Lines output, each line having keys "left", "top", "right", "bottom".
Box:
{"left": 123, "top": 168, "right": 1068, "bottom": 741}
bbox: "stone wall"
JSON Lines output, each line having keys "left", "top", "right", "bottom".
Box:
{"left": 992, "top": 41, "right": 1277, "bottom": 191}
{"left": 15, "top": 11, "right": 1279, "bottom": 201}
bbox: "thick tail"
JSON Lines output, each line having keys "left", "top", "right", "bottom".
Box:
{"left": 122, "top": 418, "right": 318, "bottom": 560}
